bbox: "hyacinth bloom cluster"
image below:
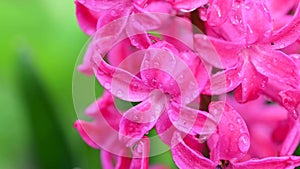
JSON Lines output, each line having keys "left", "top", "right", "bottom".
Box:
{"left": 73, "top": 0, "right": 300, "bottom": 168}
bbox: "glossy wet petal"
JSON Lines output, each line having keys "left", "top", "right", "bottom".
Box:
{"left": 119, "top": 91, "right": 167, "bottom": 146}
{"left": 280, "top": 121, "right": 300, "bottom": 156}
{"left": 279, "top": 89, "right": 300, "bottom": 119}
{"left": 169, "top": 0, "right": 209, "bottom": 12}
{"left": 140, "top": 43, "right": 199, "bottom": 104}
{"left": 232, "top": 156, "right": 300, "bottom": 169}
{"left": 250, "top": 47, "right": 300, "bottom": 88}
{"left": 203, "top": 63, "right": 243, "bottom": 95}
{"left": 93, "top": 55, "right": 152, "bottom": 102}
{"left": 264, "top": 4, "right": 300, "bottom": 49}
{"left": 234, "top": 59, "right": 267, "bottom": 103}
{"left": 194, "top": 34, "right": 241, "bottom": 69}
{"left": 101, "top": 150, "right": 132, "bottom": 169}
{"left": 171, "top": 132, "right": 216, "bottom": 169}
{"left": 208, "top": 102, "right": 250, "bottom": 161}
{"left": 75, "top": 0, "right": 102, "bottom": 35}
{"left": 129, "top": 137, "right": 150, "bottom": 169}
{"left": 168, "top": 102, "right": 217, "bottom": 137}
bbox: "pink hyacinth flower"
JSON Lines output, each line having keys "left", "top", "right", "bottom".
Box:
{"left": 226, "top": 95, "right": 290, "bottom": 157}
{"left": 171, "top": 102, "right": 300, "bottom": 169}
{"left": 74, "top": 92, "right": 171, "bottom": 168}
{"left": 195, "top": 3, "right": 300, "bottom": 103}
{"left": 75, "top": 0, "right": 174, "bottom": 35}
{"left": 91, "top": 38, "right": 218, "bottom": 146}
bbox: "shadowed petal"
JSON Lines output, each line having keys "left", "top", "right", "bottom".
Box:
{"left": 169, "top": 0, "right": 208, "bottom": 12}
{"left": 171, "top": 132, "right": 216, "bottom": 169}
{"left": 93, "top": 55, "right": 152, "bottom": 102}
{"left": 234, "top": 59, "right": 267, "bottom": 103}
{"left": 203, "top": 63, "right": 243, "bottom": 95}
{"left": 208, "top": 102, "right": 250, "bottom": 161}
{"left": 119, "top": 91, "right": 167, "bottom": 146}
{"left": 168, "top": 102, "right": 217, "bottom": 136}
{"left": 232, "top": 156, "right": 300, "bottom": 169}
{"left": 264, "top": 4, "right": 300, "bottom": 49}
{"left": 250, "top": 47, "right": 300, "bottom": 88}
{"left": 129, "top": 137, "right": 150, "bottom": 169}
{"left": 280, "top": 121, "right": 300, "bottom": 156}
{"left": 194, "top": 34, "right": 242, "bottom": 69}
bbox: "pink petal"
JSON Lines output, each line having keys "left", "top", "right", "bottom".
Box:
{"left": 75, "top": 0, "right": 101, "bottom": 35}
{"left": 241, "top": 1, "right": 273, "bottom": 42}
{"left": 208, "top": 102, "right": 250, "bottom": 161}
{"left": 129, "top": 137, "right": 150, "bottom": 169}
{"left": 264, "top": 3, "right": 300, "bottom": 49}
{"left": 169, "top": 0, "right": 209, "bottom": 12}
{"left": 156, "top": 111, "right": 177, "bottom": 146}
{"left": 77, "top": 42, "right": 96, "bottom": 76}
{"left": 232, "top": 156, "right": 300, "bottom": 169}
{"left": 93, "top": 54, "right": 152, "bottom": 102}
{"left": 268, "top": 0, "right": 297, "bottom": 18}
{"left": 140, "top": 43, "right": 200, "bottom": 104}
{"left": 203, "top": 0, "right": 233, "bottom": 26}
{"left": 96, "top": 4, "right": 132, "bottom": 30}
{"left": 194, "top": 34, "right": 242, "bottom": 69}
{"left": 250, "top": 47, "right": 300, "bottom": 88}
{"left": 171, "top": 132, "right": 216, "bottom": 169}
{"left": 119, "top": 91, "right": 167, "bottom": 146}
{"left": 280, "top": 121, "right": 300, "bottom": 156}
{"left": 100, "top": 150, "right": 132, "bottom": 169}
{"left": 167, "top": 102, "right": 218, "bottom": 137}
{"left": 179, "top": 51, "right": 211, "bottom": 93}
{"left": 106, "top": 39, "right": 137, "bottom": 67}
{"left": 74, "top": 93, "right": 128, "bottom": 154}
{"left": 74, "top": 120, "right": 127, "bottom": 153}
{"left": 279, "top": 89, "right": 300, "bottom": 119}
{"left": 203, "top": 62, "right": 243, "bottom": 95}
{"left": 234, "top": 59, "right": 267, "bottom": 103}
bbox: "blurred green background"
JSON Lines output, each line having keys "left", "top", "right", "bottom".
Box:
{"left": 0, "top": 0, "right": 101, "bottom": 168}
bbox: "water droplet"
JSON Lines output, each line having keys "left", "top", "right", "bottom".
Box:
{"left": 272, "top": 58, "right": 277, "bottom": 65}
{"left": 236, "top": 117, "right": 242, "bottom": 124}
{"left": 189, "top": 82, "right": 196, "bottom": 89}
{"left": 136, "top": 144, "right": 143, "bottom": 154}
{"left": 228, "top": 123, "right": 234, "bottom": 131}
{"left": 291, "top": 110, "right": 299, "bottom": 119}
{"left": 111, "top": 10, "right": 118, "bottom": 17}
{"left": 153, "top": 61, "right": 160, "bottom": 68}
{"left": 151, "top": 78, "right": 157, "bottom": 86}
{"left": 185, "top": 97, "right": 190, "bottom": 103}
{"left": 132, "top": 83, "right": 139, "bottom": 90}
{"left": 178, "top": 74, "right": 184, "bottom": 82}
{"left": 143, "top": 59, "right": 150, "bottom": 67}
{"left": 133, "top": 115, "right": 139, "bottom": 122}
{"left": 104, "top": 82, "right": 111, "bottom": 90}
{"left": 238, "top": 134, "right": 250, "bottom": 153}
{"left": 264, "top": 30, "right": 272, "bottom": 38}
{"left": 117, "top": 90, "right": 123, "bottom": 97}
{"left": 199, "top": 8, "right": 208, "bottom": 21}
{"left": 198, "top": 135, "right": 208, "bottom": 143}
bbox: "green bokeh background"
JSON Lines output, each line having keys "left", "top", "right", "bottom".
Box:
{"left": 0, "top": 0, "right": 99, "bottom": 168}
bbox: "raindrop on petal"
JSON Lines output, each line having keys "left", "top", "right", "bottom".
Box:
{"left": 238, "top": 134, "right": 250, "bottom": 153}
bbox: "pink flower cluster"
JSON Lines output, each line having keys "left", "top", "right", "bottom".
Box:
{"left": 73, "top": 0, "right": 300, "bottom": 168}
